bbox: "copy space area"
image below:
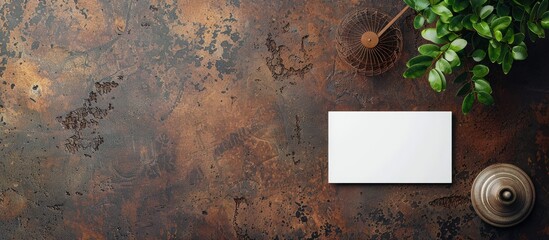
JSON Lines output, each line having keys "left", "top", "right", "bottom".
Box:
{"left": 329, "top": 111, "right": 452, "bottom": 183}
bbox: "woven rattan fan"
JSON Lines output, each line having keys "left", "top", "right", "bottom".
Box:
{"left": 336, "top": 6, "right": 409, "bottom": 76}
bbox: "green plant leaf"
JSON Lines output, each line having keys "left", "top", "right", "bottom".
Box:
{"left": 462, "top": 93, "right": 474, "bottom": 114}
{"left": 530, "top": 2, "right": 540, "bottom": 21}
{"left": 472, "top": 64, "right": 489, "bottom": 77}
{"left": 479, "top": 5, "right": 494, "bottom": 19}
{"left": 444, "top": 49, "right": 457, "bottom": 62}
{"left": 472, "top": 49, "right": 486, "bottom": 61}
{"left": 423, "top": 8, "right": 438, "bottom": 23}
{"left": 428, "top": 69, "right": 443, "bottom": 92}
{"left": 440, "top": 43, "right": 450, "bottom": 51}
{"left": 528, "top": 21, "right": 546, "bottom": 38}
{"left": 449, "top": 15, "right": 465, "bottom": 31}
{"left": 511, "top": 0, "right": 524, "bottom": 7}
{"left": 436, "top": 20, "right": 451, "bottom": 37}
{"left": 422, "top": 28, "right": 446, "bottom": 44}
{"left": 445, "top": 49, "right": 461, "bottom": 67}
{"left": 406, "top": 55, "right": 434, "bottom": 67}
{"left": 474, "top": 79, "right": 492, "bottom": 94}
{"left": 528, "top": 22, "right": 539, "bottom": 42}
{"left": 403, "top": 64, "right": 428, "bottom": 78}
{"left": 497, "top": 46, "right": 509, "bottom": 64}
{"left": 488, "top": 43, "right": 501, "bottom": 63}
{"left": 502, "top": 51, "right": 513, "bottom": 74}
{"left": 432, "top": 4, "right": 453, "bottom": 21}
{"left": 414, "top": 15, "right": 426, "bottom": 29}
{"left": 511, "top": 45, "right": 528, "bottom": 60}
{"left": 447, "top": 33, "right": 460, "bottom": 41}
{"left": 436, "top": 58, "right": 452, "bottom": 74}
{"left": 496, "top": 2, "right": 510, "bottom": 16}
{"left": 490, "top": 16, "right": 512, "bottom": 31}
{"left": 404, "top": 0, "right": 414, "bottom": 7}
{"left": 542, "top": 11, "right": 549, "bottom": 29}
{"left": 503, "top": 28, "right": 515, "bottom": 44}
{"left": 442, "top": 49, "right": 456, "bottom": 66}
{"left": 453, "top": 0, "right": 469, "bottom": 12}
{"left": 473, "top": 21, "right": 492, "bottom": 38}
{"left": 513, "top": 7, "right": 525, "bottom": 21}
{"left": 477, "top": 92, "right": 494, "bottom": 105}
{"left": 456, "top": 82, "right": 471, "bottom": 96}
{"left": 454, "top": 71, "right": 468, "bottom": 83}
{"left": 449, "top": 38, "right": 467, "bottom": 51}
{"left": 489, "top": 39, "right": 499, "bottom": 48}
{"left": 418, "top": 44, "right": 441, "bottom": 57}
{"left": 513, "top": 33, "right": 526, "bottom": 44}
{"left": 486, "top": 14, "right": 497, "bottom": 24}
{"left": 470, "top": 0, "right": 487, "bottom": 9}
{"left": 439, "top": 69, "right": 447, "bottom": 90}
{"left": 462, "top": 14, "right": 474, "bottom": 29}
{"left": 470, "top": 14, "right": 479, "bottom": 23}
{"left": 540, "top": 0, "right": 548, "bottom": 16}
{"left": 414, "top": 0, "right": 431, "bottom": 11}
{"left": 494, "top": 30, "right": 503, "bottom": 41}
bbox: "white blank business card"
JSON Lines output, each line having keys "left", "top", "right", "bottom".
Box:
{"left": 328, "top": 111, "right": 452, "bottom": 183}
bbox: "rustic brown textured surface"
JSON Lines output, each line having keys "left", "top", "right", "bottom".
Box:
{"left": 0, "top": 0, "right": 548, "bottom": 239}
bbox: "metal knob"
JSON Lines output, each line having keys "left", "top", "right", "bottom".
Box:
{"left": 471, "top": 163, "right": 535, "bottom": 227}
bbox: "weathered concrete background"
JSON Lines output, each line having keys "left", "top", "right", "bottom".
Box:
{"left": 0, "top": 0, "right": 547, "bottom": 239}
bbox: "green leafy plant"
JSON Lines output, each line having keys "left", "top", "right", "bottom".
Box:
{"left": 402, "top": 0, "right": 549, "bottom": 114}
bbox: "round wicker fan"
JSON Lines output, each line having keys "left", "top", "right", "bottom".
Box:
{"left": 336, "top": 7, "right": 409, "bottom": 76}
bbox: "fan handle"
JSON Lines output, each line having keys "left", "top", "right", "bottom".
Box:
{"left": 377, "top": 5, "right": 410, "bottom": 37}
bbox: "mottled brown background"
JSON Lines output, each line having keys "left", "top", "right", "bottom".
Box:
{"left": 0, "top": 0, "right": 547, "bottom": 239}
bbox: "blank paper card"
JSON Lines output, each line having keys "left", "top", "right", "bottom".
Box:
{"left": 328, "top": 111, "right": 452, "bottom": 183}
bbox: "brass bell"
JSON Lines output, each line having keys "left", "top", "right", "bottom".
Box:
{"left": 471, "top": 163, "right": 535, "bottom": 227}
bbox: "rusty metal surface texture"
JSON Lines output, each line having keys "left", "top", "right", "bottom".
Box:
{"left": 0, "top": 0, "right": 547, "bottom": 239}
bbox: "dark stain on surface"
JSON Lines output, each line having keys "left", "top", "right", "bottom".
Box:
{"left": 227, "top": 0, "right": 241, "bottom": 8}
{"left": 368, "top": 208, "right": 392, "bottom": 226}
{"left": 294, "top": 202, "right": 309, "bottom": 223}
{"left": 320, "top": 223, "right": 342, "bottom": 237}
{"left": 265, "top": 34, "right": 313, "bottom": 81}
{"left": 293, "top": 115, "right": 302, "bottom": 144}
{"left": 94, "top": 81, "right": 119, "bottom": 95}
{"left": 215, "top": 40, "right": 238, "bottom": 77}
{"left": 188, "top": 167, "right": 204, "bottom": 185}
{"left": 429, "top": 195, "right": 470, "bottom": 208}
{"left": 31, "top": 41, "right": 40, "bottom": 50}
{"left": 149, "top": 5, "right": 159, "bottom": 12}
{"left": 437, "top": 216, "right": 461, "bottom": 239}
{"left": 214, "top": 125, "right": 259, "bottom": 159}
{"left": 57, "top": 79, "right": 120, "bottom": 153}
{"left": 64, "top": 134, "right": 105, "bottom": 153}
{"left": 233, "top": 197, "right": 252, "bottom": 239}
{"left": 142, "top": 133, "right": 177, "bottom": 178}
